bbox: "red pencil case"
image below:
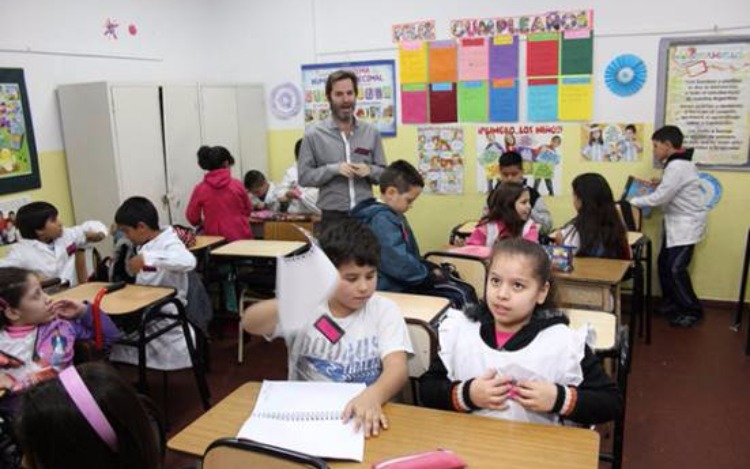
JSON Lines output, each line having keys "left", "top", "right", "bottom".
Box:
{"left": 371, "top": 449, "right": 466, "bottom": 469}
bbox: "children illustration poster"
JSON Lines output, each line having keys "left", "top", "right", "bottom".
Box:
{"left": 580, "top": 123, "right": 645, "bottom": 162}
{"left": 301, "top": 60, "right": 397, "bottom": 137}
{"left": 416, "top": 126, "right": 465, "bottom": 194}
{"left": 0, "top": 69, "right": 40, "bottom": 196}
{"left": 476, "top": 125, "right": 564, "bottom": 196}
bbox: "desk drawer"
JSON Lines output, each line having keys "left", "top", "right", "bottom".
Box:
{"left": 555, "top": 282, "right": 612, "bottom": 312}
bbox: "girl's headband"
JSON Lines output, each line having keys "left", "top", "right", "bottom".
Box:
{"left": 58, "top": 367, "right": 119, "bottom": 452}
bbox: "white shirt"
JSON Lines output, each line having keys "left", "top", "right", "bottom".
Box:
{"left": 275, "top": 165, "right": 321, "bottom": 215}
{"left": 0, "top": 220, "right": 107, "bottom": 286}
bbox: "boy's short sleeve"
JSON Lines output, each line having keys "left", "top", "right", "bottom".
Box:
{"left": 371, "top": 295, "right": 413, "bottom": 359}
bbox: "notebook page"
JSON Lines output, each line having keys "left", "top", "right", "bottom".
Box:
{"left": 238, "top": 381, "right": 366, "bottom": 461}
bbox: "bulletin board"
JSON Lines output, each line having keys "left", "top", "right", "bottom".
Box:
{"left": 655, "top": 36, "right": 750, "bottom": 170}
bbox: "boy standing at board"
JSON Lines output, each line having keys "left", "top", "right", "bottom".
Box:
{"left": 630, "top": 126, "right": 707, "bottom": 328}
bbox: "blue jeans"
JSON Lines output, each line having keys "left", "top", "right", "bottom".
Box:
{"left": 658, "top": 233, "right": 702, "bottom": 317}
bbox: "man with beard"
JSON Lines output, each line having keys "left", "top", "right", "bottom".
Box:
{"left": 298, "top": 70, "right": 387, "bottom": 231}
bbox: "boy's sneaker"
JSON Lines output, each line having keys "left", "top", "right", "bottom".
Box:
{"left": 669, "top": 314, "right": 702, "bottom": 328}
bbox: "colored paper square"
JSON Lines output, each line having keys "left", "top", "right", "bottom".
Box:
{"left": 561, "top": 32, "right": 594, "bottom": 75}
{"left": 489, "top": 79, "right": 518, "bottom": 122}
{"left": 401, "top": 84, "right": 428, "bottom": 124}
{"left": 489, "top": 35, "right": 519, "bottom": 79}
{"left": 527, "top": 33, "right": 560, "bottom": 77}
{"left": 527, "top": 78, "right": 559, "bottom": 122}
{"left": 458, "top": 80, "right": 488, "bottom": 122}
{"left": 429, "top": 82, "right": 457, "bottom": 123}
{"left": 428, "top": 40, "right": 458, "bottom": 83}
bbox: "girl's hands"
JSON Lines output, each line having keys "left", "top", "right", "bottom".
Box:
{"left": 513, "top": 380, "right": 558, "bottom": 413}
{"left": 50, "top": 299, "right": 87, "bottom": 319}
{"left": 469, "top": 369, "right": 513, "bottom": 410}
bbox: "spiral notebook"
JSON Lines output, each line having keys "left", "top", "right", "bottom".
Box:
{"left": 238, "top": 380, "right": 366, "bottom": 461}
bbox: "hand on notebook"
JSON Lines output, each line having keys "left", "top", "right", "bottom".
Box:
{"left": 342, "top": 388, "right": 387, "bottom": 438}
{"left": 512, "top": 380, "right": 557, "bottom": 413}
{"left": 469, "top": 369, "right": 513, "bottom": 410}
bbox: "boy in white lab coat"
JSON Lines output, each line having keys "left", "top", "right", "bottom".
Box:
{"left": 108, "top": 196, "right": 197, "bottom": 370}
{"left": 274, "top": 139, "right": 320, "bottom": 215}
{"left": 0, "top": 201, "right": 107, "bottom": 285}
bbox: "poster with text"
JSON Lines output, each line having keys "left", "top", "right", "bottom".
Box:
{"left": 417, "top": 126, "right": 465, "bottom": 194}
{"left": 580, "top": 123, "right": 645, "bottom": 162}
{"left": 450, "top": 10, "right": 592, "bottom": 39}
{"left": 663, "top": 41, "right": 750, "bottom": 168}
{"left": 476, "top": 124, "right": 564, "bottom": 196}
{"left": 0, "top": 69, "right": 40, "bottom": 196}
{"left": 302, "top": 60, "right": 396, "bottom": 137}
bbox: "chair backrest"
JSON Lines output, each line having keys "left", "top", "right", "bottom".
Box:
{"left": 405, "top": 318, "right": 438, "bottom": 379}
{"left": 424, "top": 251, "right": 488, "bottom": 299}
{"left": 449, "top": 220, "right": 478, "bottom": 245}
{"left": 203, "top": 438, "right": 328, "bottom": 469}
{"left": 615, "top": 200, "right": 642, "bottom": 232}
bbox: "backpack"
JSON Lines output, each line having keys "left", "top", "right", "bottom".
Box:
{"left": 415, "top": 261, "right": 479, "bottom": 311}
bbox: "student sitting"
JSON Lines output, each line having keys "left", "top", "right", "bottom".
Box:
{"left": 467, "top": 182, "right": 539, "bottom": 246}
{"left": 419, "top": 239, "right": 620, "bottom": 426}
{"left": 494, "top": 151, "right": 552, "bottom": 233}
{"left": 552, "top": 173, "right": 631, "bottom": 260}
{"left": 17, "top": 363, "right": 162, "bottom": 469}
{"left": 275, "top": 139, "right": 321, "bottom": 215}
{"left": 186, "top": 145, "right": 253, "bottom": 241}
{"left": 242, "top": 220, "right": 412, "bottom": 438}
{"left": 0, "top": 202, "right": 108, "bottom": 286}
{"left": 108, "top": 197, "right": 197, "bottom": 370}
{"left": 244, "top": 170, "right": 280, "bottom": 212}
{"left": 351, "top": 160, "right": 431, "bottom": 292}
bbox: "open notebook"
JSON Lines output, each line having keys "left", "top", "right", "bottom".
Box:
{"left": 238, "top": 380, "right": 366, "bottom": 461}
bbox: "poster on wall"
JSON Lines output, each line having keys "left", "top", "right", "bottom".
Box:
{"left": 301, "top": 60, "right": 397, "bottom": 137}
{"left": 580, "top": 123, "right": 645, "bottom": 162}
{"left": 476, "top": 124, "right": 564, "bottom": 196}
{"left": 0, "top": 69, "right": 40, "bottom": 196}
{"left": 416, "top": 126, "right": 464, "bottom": 194}
{"left": 392, "top": 20, "right": 435, "bottom": 43}
{"left": 657, "top": 36, "right": 750, "bottom": 169}
{"left": 0, "top": 196, "right": 30, "bottom": 245}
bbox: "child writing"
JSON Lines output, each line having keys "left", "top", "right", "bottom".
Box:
{"left": 552, "top": 173, "right": 631, "bottom": 260}
{"left": 17, "top": 362, "right": 162, "bottom": 469}
{"left": 185, "top": 145, "right": 253, "bottom": 241}
{"left": 274, "top": 139, "right": 321, "bottom": 215}
{"left": 244, "top": 170, "right": 280, "bottom": 212}
{"left": 108, "top": 197, "right": 197, "bottom": 370}
{"left": 419, "top": 239, "right": 620, "bottom": 425}
{"left": 242, "top": 219, "right": 412, "bottom": 438}
{"left": 467, "top": 182, "right": 539, "bottom": 246}
{"left": 494, "top": 151, "right": 552, "bottom": 233}
{"left": 629, "top": 125, "right": 707, "bottom": 328}
{"left": 0, "top": 202, "right": 108, "bottom": 286}
{"left": 0, "top": 267, "right": 120, "bottom": 397}
{"left": 351, "top": 160, "right": 432, "bottom": 292}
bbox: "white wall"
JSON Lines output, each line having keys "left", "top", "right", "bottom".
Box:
{"left": 204, "top": 0, "right": 750, "bottom": 129}
{"left": 0, "top": 0, "right": 211, "bottom": 151}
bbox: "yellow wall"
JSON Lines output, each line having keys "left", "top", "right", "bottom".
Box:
{"left": 0, "top": 151, "right": 74, "bottom": 257}
{"left": 268, "top": 126, "right": 750, "bottom": 302}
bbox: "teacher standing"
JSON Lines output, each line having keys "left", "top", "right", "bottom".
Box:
{"left": 298, "top": 70, "right": 387, "bottom": 231}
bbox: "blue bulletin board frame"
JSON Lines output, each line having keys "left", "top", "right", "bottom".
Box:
{"left": 301, "top": 60, "right": 397, "bottom": 137}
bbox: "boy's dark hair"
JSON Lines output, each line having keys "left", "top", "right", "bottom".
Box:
{"left": 18, "top": 362, "right": 162, "bottom": 469}
{"left": 492, "top": 238, "right": 556, "bottom": 311}
{"left": 197, "top": 145, "right": 235, "bottom": 171}
{"left": 114, "top": 197, "right": 160, "bottom": 230}
{"left": 16, "top": 201, "right": 58, "bottom": 240}
{"left": 571, "top": 173, "right": 629, "bottom": 259}
{"left": 625, "top": 124, "right": 637, "bottom": 133}
{"left": 481, "top": 182, "right": 528, "bottom": 238}
{"left": 498, "top": 151, "right": 523, "bottom": 169}
{"left": 325, "top": 70, "right": 358, "bottom": 101}
{"left": 652, "top": 125, "right": 683, "bottom": 148}
{"left": 318, "top": 219, "right": 380, "bottom": 269}
{"left": 243, "top": 170, "right": 267, "bottom": 191}
{"left": 294, "top": 138, "right": 303, "bottom": 161}
{"left": 0, "top": 267, "right": 34, "bottom": 327}
{"left": 379, "top": 160, "right": 424, "bottom": 194}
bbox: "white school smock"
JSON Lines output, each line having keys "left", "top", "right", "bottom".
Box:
{"left": 275, "top": 165, "right": 321, "bottom": 215}
{"left": 438, "top": 309, "right": 587, "bottom": 425}
{"left": 109, "top": 227, "right": 197, "bottom": 371}
{"left": 0, "top": 221, "right": 107, "bottom": 286}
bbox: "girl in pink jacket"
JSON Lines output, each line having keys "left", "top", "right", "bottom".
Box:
{"left": 467, "top": 182, "right": 539, "bottom": 246}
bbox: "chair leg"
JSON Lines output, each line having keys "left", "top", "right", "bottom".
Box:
{"left": 137, "top": 322, "right": 150, "bottom": 395}
{"left": 238, "top": 317, "right": 245, "bottom": 364}
{"left": 161, "top": 371, "right": 171, "bottom": 431}
{"left": 181, "top": 318, "right": 211, "bottom": 410}
{"left": 645, "top": 239, "right": 653, "bottom": 344}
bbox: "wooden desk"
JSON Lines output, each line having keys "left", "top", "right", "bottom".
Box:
{"left": 211, "top": 240, "right": 306, "bottom": 258}
{"left": 168, "top": 382, "right": 600, "bottom": 469}
{"left": 553, "top": 258, "right": 631, "bottom": 317}
{"left": 627, "top": 231, "right": 644, "bottom": 246}
{"left": 566, "top": 309, "right": 616, "bottom": 352}
{"left": 51, "top": 282, "right": 175, "bottom": 316}
{"left": 190, "top": 235, "right": 226, "bottom": 252}
{"left": 378, "top": 292, "right": 450, "bottom": 323}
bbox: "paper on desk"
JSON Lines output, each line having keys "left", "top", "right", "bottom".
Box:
{"left": 276, "top": 234, "right": 339, "bottom": 335}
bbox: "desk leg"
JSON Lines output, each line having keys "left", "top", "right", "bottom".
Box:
{"left": 733, "top": 229, "right": 750, "bottom": 330}
{"left": 645, "top": 239, "right": 653, "bottom": 345}
{"left": 137, "top": 317, "right": 149, "bottom": 395}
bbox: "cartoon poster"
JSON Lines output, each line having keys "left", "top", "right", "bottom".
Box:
{"left": 301, "top": 60, "right": 397, "bottom": 137}
{"left": 449, "top": 10, "right": 592, "bottom": 39}
{"left": 392, "top": 20, "right": 435, "bottom": 43}
{"left": 416, "top": 126, "right": 465, "bottom": 194}
{"left": 476, "top": 125, "right": 564, "bottom": 196}
{"left": 580, "top": 123, "right": 645, "bottom": 162}
{"left": 0, "top": 69, "right": 40, "bottom": 196}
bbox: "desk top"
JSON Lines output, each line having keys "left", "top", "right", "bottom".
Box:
{"left": 565, "top": 309, "right": 617, "bottom": 351}
{"left": 554, "top": 257, "right": 631, "bottom": 285}
{"left": 627, "top": 231, "right": 644, "bottom": 246}
{"left": 211, "top": 240, "right": 306, "bottom": 258}
{"left": 167, "top": 382, "right": 600, "bottom": 469}
{"left": 190, "top": 235, "right": 225, "bottom": 252}
{"left": 50, "top": 282, "right": 175, "bottom": 316}
{"left": 377, "top": 292, "right": 450, "bottom": 323}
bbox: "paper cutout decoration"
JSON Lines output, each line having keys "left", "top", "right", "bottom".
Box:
{"left": 489, "top": 79, "right": 519, "bottom": 122}
{"left": 104, "top": 18, "right": 119, "bottom": 39}
{"left": 270, "top": 83, "right": 303, "bottom": 120}
{"left": 401, "top": 83, "right": 428, "bottom": 124}
{"left": 392, "top": 20, "right": 436, "bottom": 43}
{"left": 527, "top": 78, "right": 558, "bottom": 122}
{"left": 428, "top": 40, "right": 458, "bottom": 83}
{"left": 560, "top": 30, "right": 593, "bottom": 75}
{"left": 429, "top": 83, "right": 457, "bottom": 123}
{"left": 697, "top": 172, "right": 723, "bottom": 209}
{"left": 489, "top": 35, "right": 519, "bottom": 79}
{"left": 399, "top": 41, "right": 428, "bottom": 84}
{"left": 128, "top": 24, "right": 138, "bottom": 36}
{"left": 458, "top": 37, "right": 489, "bottom": 81}
{"left": 527, "top": 33, "right": 559, "bottom": 77}
{"left": 605, "top": 54, "right": 647, "bottom": 97}
{"left": 458, "top": 81, "right": 488, "bottom": 122}
{"left": 558, "top": 76, "right": 593, "bottom": 121}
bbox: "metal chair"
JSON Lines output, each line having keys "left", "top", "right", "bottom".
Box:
{"left": 202, "top": 438, "right": 328, "bottom": 469}
{"left": 598, "top": 326, "right": 631, "bottom": 469}
{"left": 424, "top": 250, "right": 488, "bottom": 300}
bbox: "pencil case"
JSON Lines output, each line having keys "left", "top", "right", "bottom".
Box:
{"left": 371, "top": 449, "right": 466, "bottom": 469}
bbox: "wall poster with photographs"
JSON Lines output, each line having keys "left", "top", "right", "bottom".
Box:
{"left": 301, "top": 60, "right": 397, "bottom": 137}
